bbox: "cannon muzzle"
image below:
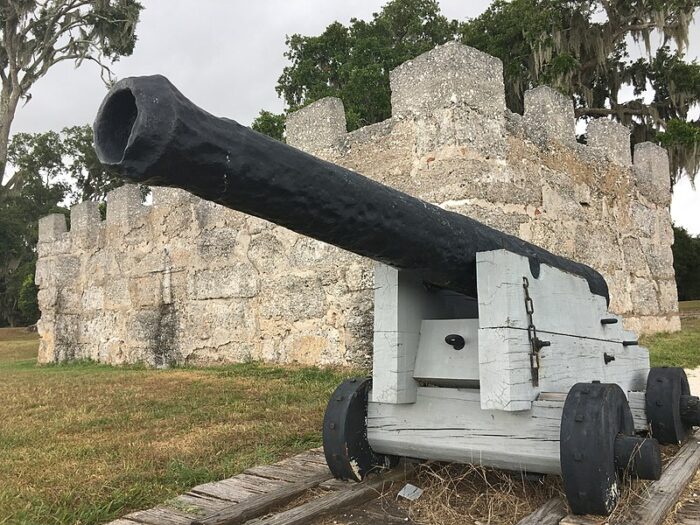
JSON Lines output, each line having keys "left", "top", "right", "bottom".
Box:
{"left": 93, "top": 75, "right": 608, "bottom": 301}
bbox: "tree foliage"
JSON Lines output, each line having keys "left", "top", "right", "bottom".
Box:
{"left": 251, "top": 110, "right": 286, "bottom": 142}
{"left": 270, "top": 0, "right": 456, "bottom": 132}
{"left": 0, "top": 130, "right": 68, "bottom": 326}
{"left": 0, "top": 0, "right": 143, "bottom": 186}
{"left": 460, "top": 0, "right": 700, "bottom": 183}
{"left": 673, "top": 226, "right": 700, "bottom": 301}
{"left": 261, "top": 0, "right": 700, "bottom": 184}
{"left": 0, "top": 125, "right": 120, "bottom": 326}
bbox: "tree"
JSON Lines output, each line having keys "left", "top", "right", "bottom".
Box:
{"left": 271, "top": 0, "right": 457, "bottom": 131}
{"left": 63, "top": 124, "right": 124, "bottom": 202}
{"left": 0, "top": 0, "right": 143, "bottom": 187}
{"left": 18, "top": 271, "right": 39, "bottom": 324}
{"left": 251, "top": 110, "right": 286, "bottom": 142}
{"left": 0, "top": 130, "right": 68, "bottom": 326}
{"left": 673, "top": 226, "right": 700, "bottom": 301}
{"left": 0, "top": 125, "right": 127, "bottom": 325}
{"left": 263, "top": 0, "right": 699, "bottom": 184}
{"left": 460, "top": 0, "right": 700, "bottom": 184}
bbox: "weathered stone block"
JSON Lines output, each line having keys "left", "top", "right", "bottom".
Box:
{"left": 82, "top": 287, "right": 105, "bottom": 310}
{"left": 129, "top": 275, "right": 163, "bottom": 307}
{"left": 196, "top": 228, "right": 239, "bottom": 261}
{"left": 106, "top": 184, "right": 143, "bottom": 223}
{"left": 190, "top": 263, "right": 258, "bottom": 299}
{"left": 248, "top": 233, "right": 289, "bottom": 273}
{"left": 151, "top": 186, "right": 194, "bottom": 207}
{"left": 70, "top": 201, "right": 101, "bottom": 232}
{"left": 38, "top": 213, "right": 67, "bottom": 242}
{"left": 390, "top": 42, "right": 505, "bottom": 117}
{"left": 523, "top": 86, "right": 576, "bottom": 146}
{"left": 286, "top": 97, "right": 347, "bottom": 153}
{"left": 634, "top": 142, "right": 672, "bottom": 206}
{"left": 587, "top": 119, "right": 632, "bottom": 165}
{"left": 259, "top": 274, "right": 326, "bottom": 321}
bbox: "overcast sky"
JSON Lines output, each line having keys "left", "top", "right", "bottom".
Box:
{"left": 8, "top": 0, "right": 700, "bottom": 234}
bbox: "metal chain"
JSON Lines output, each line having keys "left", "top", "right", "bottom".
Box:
{"left": 523, "top": 276, "right": 550, "bottom": 387}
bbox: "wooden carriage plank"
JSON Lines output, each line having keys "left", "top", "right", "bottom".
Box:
{"left": 105, "top": 520, "right": 144, "bottom": 525}
{"left": 539, "top": 391, "right": 648, "bottom": 433}
{"left": 191, "top": 472, "right": 332, "bottom": 525}
{"left": 515, "top": 497, "right": 568, "bottom": 525}
{"left": 246, "top": 465, "right": 414, "bottom": 525}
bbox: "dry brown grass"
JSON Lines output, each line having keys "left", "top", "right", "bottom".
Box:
{"left": 397, "top": 463, "right": 563, "bottom": 525}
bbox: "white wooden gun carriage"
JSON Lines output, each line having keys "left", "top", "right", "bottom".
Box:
{"left": 92, "top": 74, "right": 699, "bottom": 516}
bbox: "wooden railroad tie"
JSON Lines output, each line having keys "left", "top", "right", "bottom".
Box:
{"left": 518, "top": 429, "right": 700, "bottom": 525}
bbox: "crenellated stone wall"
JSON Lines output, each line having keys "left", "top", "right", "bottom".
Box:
{"left": 36, "top": 42, "right": 680, "bottom": 367}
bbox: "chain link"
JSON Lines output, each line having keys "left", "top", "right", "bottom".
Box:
{"left": 523, "top": 276, "right": 550, "bottom": 386}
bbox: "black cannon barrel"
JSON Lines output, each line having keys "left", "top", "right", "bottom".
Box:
{"left": 93, "top": 75, "right": 609, "bottom": 302}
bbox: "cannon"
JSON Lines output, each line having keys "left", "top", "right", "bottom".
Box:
{"left": 93, "top": 75, "right": 699, "bottom": 515}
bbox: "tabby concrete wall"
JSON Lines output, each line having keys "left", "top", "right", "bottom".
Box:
{"left": 35, "top": 42, "right": 680, "bottom": 367}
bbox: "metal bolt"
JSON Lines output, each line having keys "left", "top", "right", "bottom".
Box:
{"left": 656, "top": 400, "right": 663, "bottom": 407}
{"left": 329, "top": 422, "right": 336, "bottom": 430}
{"left": 574, "top": 452, "right": 583, "bottom": 462}
{"left": 575, "top": 415, "right": 584, "bottom": 422}
{"left": 336, "top": 396, "right": 343, "bottom": 402}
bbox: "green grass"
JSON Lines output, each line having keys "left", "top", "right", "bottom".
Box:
{"left": 679, "top": 300, "right": 700, "bottom": 313}
{"left": 0, "top": 328, "right": 358, "bottom": 525}
{"left": 643, "top": 299, "right": 700, "bottom": 368}
{"left": 0, "top": 301, "right": 698, "bottom": 524}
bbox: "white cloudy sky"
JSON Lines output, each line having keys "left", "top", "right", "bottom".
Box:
{"left": 7, "top": 0, "right": 700, "bottom": 234}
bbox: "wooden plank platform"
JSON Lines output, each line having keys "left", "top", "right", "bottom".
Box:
{"left": 107, "top": 449, "right": 412, "bottom": 525}
{"left": 246, "top": 465, "right": 413, "bottom": 525}
{"left": 108, "top": 449, "right": 333, "bottom": 525}
{"left": 514, "top": 498, "right": 567, "bottom": 525}
{"left": 110, "top": 430, "right": 700, "bottom": 525}
{"left": 676, "top": 500, "right": 700, "bottom": 525}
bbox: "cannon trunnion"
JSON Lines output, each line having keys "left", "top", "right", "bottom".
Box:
{"left": 93, "top": 76, "right": 698, "bottom": 516}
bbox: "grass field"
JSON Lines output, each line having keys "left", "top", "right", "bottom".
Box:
{"left": 0, "top": 328, "right": 354, "bottom": 525}
{"left": 643, "top": 301, "right": 700, "bottom": 368}
{"left": 0, "top": 301, "right": 698, "bottom": 525}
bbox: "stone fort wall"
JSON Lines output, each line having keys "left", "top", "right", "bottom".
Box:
{"left": 35, "top": 42, "right": 680, "bottom": 367}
